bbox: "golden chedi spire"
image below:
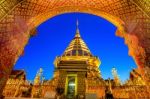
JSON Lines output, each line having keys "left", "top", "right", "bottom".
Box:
{"left": 34, "top": 68, "right": 43, "bottom": 85}
{"left": 112, "top": 67, "right": 121, "bottom": 85}
{"left": 63, "top": 20, "right": 92, "bottom": 56}
{"left": 75, "top": 20, "right": 80, "bottom": 38}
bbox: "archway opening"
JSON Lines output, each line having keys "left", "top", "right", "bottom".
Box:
{"left": 13, "top": 12, "right": 136, "bottom": 82}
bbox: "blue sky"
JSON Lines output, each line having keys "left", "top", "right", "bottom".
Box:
{"left": 14, "top": 13, "right": 137, "bottom": 82}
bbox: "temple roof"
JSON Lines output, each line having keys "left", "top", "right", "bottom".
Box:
{"left": 62, "top": 20, "right": 92, "bottom": 57}
{"left": 9, "top": 70, "right": 26, "bottom": 80}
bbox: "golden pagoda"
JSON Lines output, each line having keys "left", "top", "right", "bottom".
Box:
{"left": 32, "top": 68, "right": 44, "bottom": 98}
{"left": 112, "top": 67, "right": 121, "bottom": 86}
{"left": 33, "top": 68, "right": 43, "bottom": 85}
{"left": 53, "top": 20, "right": 104, "bottom": 98}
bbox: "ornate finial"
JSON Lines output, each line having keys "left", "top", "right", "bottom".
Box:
{"left": 75, "top": 19, "right": 81, "bottom": 38}
{"left": 76, "top": 19, "right": 79, "bottom": 27}
{"left": 34, "top": 68, "right": 43, "bottom": 85}
{"left": 112, "top": 67, "right": 121, "bottom": 85}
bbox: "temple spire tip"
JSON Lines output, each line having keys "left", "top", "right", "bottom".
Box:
{"left": 75, "top": 19, "right": 81, "bottom": 38}
{"left": 76, "top": 19, "right": 79, "bottom": 27}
